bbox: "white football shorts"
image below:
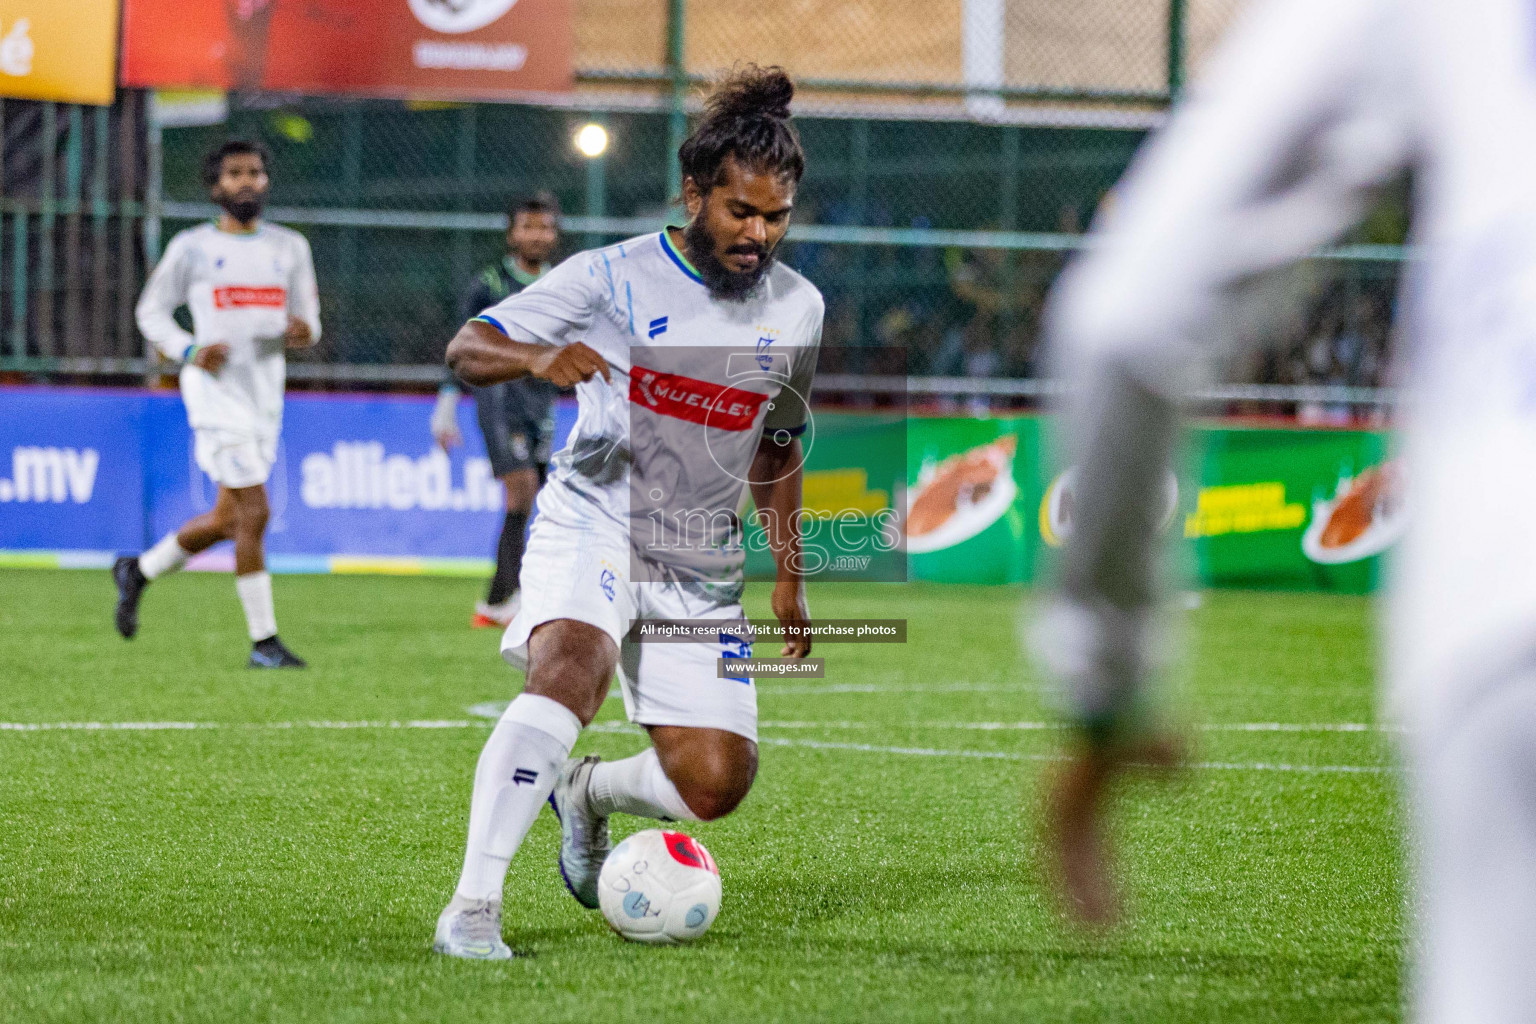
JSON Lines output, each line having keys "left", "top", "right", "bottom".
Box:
{"left": 193, "top": 428, "right": 276, "bottom": 490}
{"left": 501, "top": 510, "right": 759, "bottom": 742}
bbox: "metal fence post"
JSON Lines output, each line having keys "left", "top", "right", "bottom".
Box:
{"left": 117, "top": 90, "right": 141, "bottom": 361}
{"left": 850, "top": 119, "right": 869, "bottom": 345}
{"left": 8, "top": 199, "right": 24, "bottom": 357}
{"left": 1000, "top": 126, "right": 1020, "bottom": 231}
{"left": 451, "top": 104, "right": 478, "bottom": 323}
{"left": 665, "top": 0, "right": 687, "bottom": 209}
{"left": 337, "top": 103, "right": 363, "bottom": 363}
{"left": 91, "top": 104, "right": 111, "bottom": 355}
{"left": 585, "top": 112, "right": 607, "bottom": 251}
{"left": 143, "top": 92, "right": 164, "bottom": 383}
{"left": 64, "top": 105, "right": 85, "bottom": 355}
{"left": 38, "top": 102, "right": 56, "bottom": 356}
{"left": 1167, "top": 0, "right": 1187, "bottom": 100}
{"left": 0, "top": 98, "right": 6, "bottom": 359}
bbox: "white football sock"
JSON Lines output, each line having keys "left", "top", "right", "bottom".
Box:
{"left": 235, "top": 571, "right": 277, "bottom": 642}
{"left": 455, "top": 693, "right": 582, "bottom": 901}
{"left": 586, "top": 746, "right": 699, "bottom": 822}
{"left": 138, "top": 532, "right": 190, "bottom": 581}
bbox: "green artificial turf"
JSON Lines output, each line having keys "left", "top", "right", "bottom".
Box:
{"left": 0, "top": 569, "right": 1404, "bottom": 1022}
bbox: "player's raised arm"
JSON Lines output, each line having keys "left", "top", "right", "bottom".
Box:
{"left": 445, "top": 253, "right": 611, "bottom": 387}
{"left": 752, "top": 312, "right": 821, "bottom": 658}
{"left": 446, "top": 321, "right": 610, "bottom": 388}
{"left": 1037, "top": 0, "right": 1412, "bottom": 924}
{"left": 751, "top": 431, "right": 811, "bottom": 658}
{"left": 135, "top": 233, "right": 198, "bottom": 363}
{"left": 283, "top": 233, "right": 321, "bottom": 349}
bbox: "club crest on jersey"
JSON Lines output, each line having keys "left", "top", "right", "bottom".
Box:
{"left": 756, "top": 337, "right": 775, "bottom": 370}
{"left": 629, "top": 365, "right": 767, "bottom": 431}
{"left": 598, "top": 566, "right": 617, "bottom": 602}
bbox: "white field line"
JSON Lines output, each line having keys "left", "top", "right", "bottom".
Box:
{"left": 0, "top": 718, "right": 1395, "bottom": 736}
{"left": 0, "top": 720, "right": 480, "bottom": 732}
{"left": 472, "top": 701, "right": 1391, "bottom": 734}
{"left": 755, "top": 720, "right": 1396, "bottom": 733}
{"left": 754, "top": 736, "right": 1389, "bottom": 773}
{"left": 0, "top": 718, "right": 1395, "bottom": 774}
{"left": 757, "top": 682, "right": 1027, "bottom": 695}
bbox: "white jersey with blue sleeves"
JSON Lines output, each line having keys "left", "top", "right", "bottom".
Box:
{"left": 474, "top": 231, "right": 824, "bottom": 580}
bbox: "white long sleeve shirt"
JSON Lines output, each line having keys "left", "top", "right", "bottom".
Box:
{"left": 1048, "top": 0, "right": 1536, "bottom": 736}
{"left": 136, "top": 221, "right": 320, "bottom": 437}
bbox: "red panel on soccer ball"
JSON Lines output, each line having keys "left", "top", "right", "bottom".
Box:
{"left": 663, "top": 831, "right": 719, "bottom": 875}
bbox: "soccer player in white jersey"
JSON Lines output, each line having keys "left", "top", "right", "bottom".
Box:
{"left": 431, "top": 66, "right": 822, "bottom": 959}
{"left": 1034, "top": 0, "right": 1536, "bottom": 1018}
{"left": 116, "top": 139, "right": 319, "bottom": 669}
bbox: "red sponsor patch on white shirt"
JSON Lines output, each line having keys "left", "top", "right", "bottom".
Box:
{"left": 628, "top": 365, "right": 767, "bottom": 431}
{"left": 213, "top": 285, "right": 287, "bottom": 309}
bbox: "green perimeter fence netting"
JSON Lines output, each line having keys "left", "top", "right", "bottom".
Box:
{"left": 0, "top": 0, "right": 1406, "bottom": 405}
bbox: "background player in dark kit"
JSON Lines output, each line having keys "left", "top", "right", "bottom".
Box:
{"left": 431, "top": 193, "right": 562, "bottom": 628}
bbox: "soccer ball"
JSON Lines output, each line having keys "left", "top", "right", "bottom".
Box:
{"left": 597, "top": 829, "right": 722, "bottom": 944}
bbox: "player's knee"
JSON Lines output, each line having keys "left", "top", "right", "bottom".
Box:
{"left": 234, "top": 498, "right": 269, "bottom": 534}
{"left": 525, "top": 621, "right": 618, "bottom": 724}
{"left": 676, "top": 777, "right": 748, "bottom": 822}
{"left": 674, "top": 754, "right": 756, "bottom": 821}
{"left": 524, "top": 655, "right": 610, "bottom": 723}
{"left": 210, "top": 507, "right": 238, "bottom": 537}
{"left": 502, "top": 472, "right": 537, "bottom": 511}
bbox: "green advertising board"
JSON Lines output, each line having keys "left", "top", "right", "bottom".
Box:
{"left": 904, "top": 417, "right": 1048, "bottom": 585}
{"left": 1183, "top": 427, "right": 1396, "bottom": 593}
{"left": 743, "top": 412, "right": 1400, "bottom": 593}
{"left": 742, "top": 411, "right": 908, "bottom": 582}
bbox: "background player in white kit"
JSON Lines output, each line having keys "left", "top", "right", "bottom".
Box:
{"left": 115, "top": 139, "right": 319, "bottom": 669}
{"left": 1033, "top": 0, "right": 1536, "bottom": 1019}
{"left": 431, "top": 66, "right": 821, "bottom": 959}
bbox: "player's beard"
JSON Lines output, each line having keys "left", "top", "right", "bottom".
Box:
{"left": 684, "top": 218, "right": 777, "bottom": 301}
{"left": 219, "top": 190, "right": 266, "bottom": 225}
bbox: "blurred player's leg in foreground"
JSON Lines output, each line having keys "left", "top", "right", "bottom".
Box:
{"left": 1412, "top": 679, "right": 1536, "bottom": 1019}
{"left": 1046, "top": 730, "right": 1183, "bottom": 925}
{"left": 1031, "top": 0, "right": 1536, "bottom": 1017}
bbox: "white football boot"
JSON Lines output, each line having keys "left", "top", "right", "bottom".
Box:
{"left": 432, "top": 895, "right": 516, "bottom": 960}
{"left": 547, "top": 755, "right": 610, "bottom": 909}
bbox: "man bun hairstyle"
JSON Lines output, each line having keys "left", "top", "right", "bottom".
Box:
{"left": 678, "top": 64, "right": 805, "bottom": 193}
{"left": 201, "top": 138, "right": 270, "bottom": 188}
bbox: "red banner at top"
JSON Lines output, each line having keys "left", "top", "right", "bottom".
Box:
{"left": 120, "top": 0, "right": 571, "bottom": 99}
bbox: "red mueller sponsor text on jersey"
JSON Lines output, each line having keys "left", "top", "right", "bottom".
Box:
{"left": 213, "top": 286, "right": 288, "bottom": 309}
{"left": 629, "top": 366, "right": 767, "bottom": 431}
